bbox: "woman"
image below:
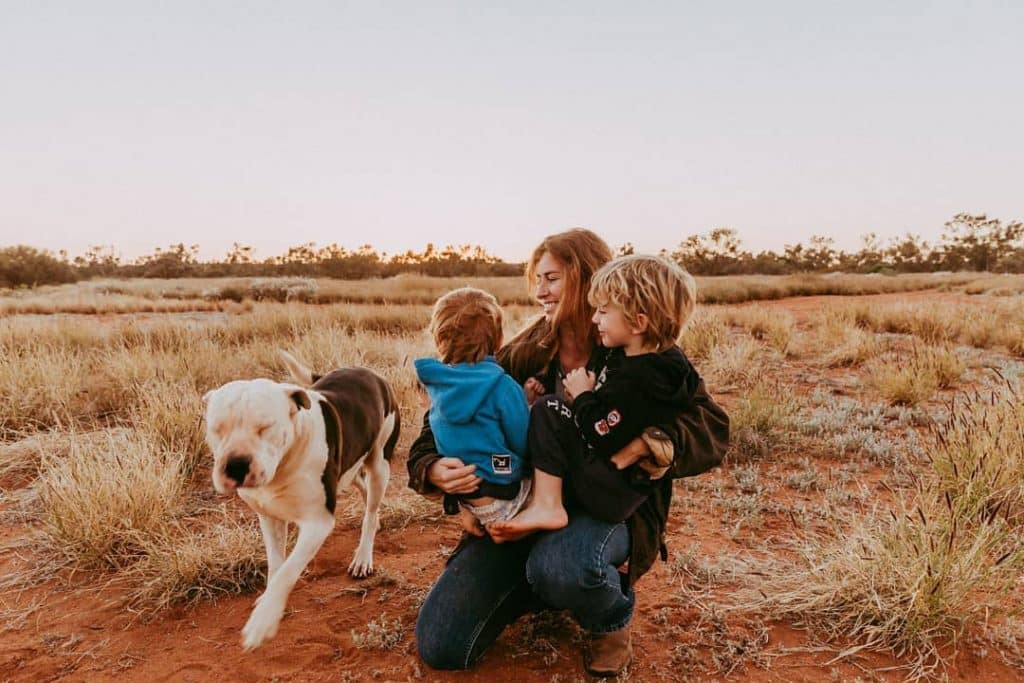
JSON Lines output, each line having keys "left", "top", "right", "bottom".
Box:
{"left": 407, "top": 228, "right": 729, "bottom": 676}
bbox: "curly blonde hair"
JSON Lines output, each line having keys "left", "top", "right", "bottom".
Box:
{"left": 589, "top": 254, "right": 697, "bottom": 351}
{"left": 430, "top": 287, "right": 504, "bottom": 364}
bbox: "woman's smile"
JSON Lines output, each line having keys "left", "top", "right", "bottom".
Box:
{"left": 534, "top": 251, "right": 565, "bottom": 321}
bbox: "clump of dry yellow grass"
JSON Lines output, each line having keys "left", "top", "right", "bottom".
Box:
{"left": 679, "top": 308, "right": 727, "bottom": 360}
{"left": 0, "top": 429, "right": 129, "bottom": 484}
{"left": 125, "top": 516, "right": 265, "bottom": 613}
{"left": 727, "top": 380, "right": 798, "bottom": 460}
{"left": 805, "top": 310, "right": 884, "bottom": 367}
{"left": 706, "top": 337, "right": 767, "bottom": 388}
{"left": 868, "top": 345, "right": 967, "bottom": 406}
{"left": 750, "top": 389, "right": 1024, "bottom": 680}
{"left": 37, "top": 431, "right": 186, "bottom": 569}
{"left": 930, "top": 389, "right": 1024, "bottom": 520}
{"left": 723, "top": 306, "right": 795, "bottom": 354}
{"left": 751, "top": 493, "right": 1022, "bottom": 680}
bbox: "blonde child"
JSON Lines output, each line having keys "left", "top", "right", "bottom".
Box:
{"left": 490, "top": 255, "right": 700, "bottom": 536}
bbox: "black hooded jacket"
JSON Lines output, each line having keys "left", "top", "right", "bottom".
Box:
{"left": 572, "top": 345, "right": 699, "bottom": 460}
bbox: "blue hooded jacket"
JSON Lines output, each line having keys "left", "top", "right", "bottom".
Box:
{"left": 414, "top": 356, "right": 529, "bottom": 484}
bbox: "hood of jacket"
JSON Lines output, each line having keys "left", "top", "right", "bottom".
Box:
{"left": 617, "top": 346, "right": 700, "bottom": 407}
{"left": 414, "top": 356, "right": 508, "bottom": 424}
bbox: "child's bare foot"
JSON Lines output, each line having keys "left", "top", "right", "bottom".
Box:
{"left": 489, "top": 504, "right": 568, "bottom": 543}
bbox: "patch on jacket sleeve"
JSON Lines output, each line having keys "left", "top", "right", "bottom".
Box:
{"left": 491, "top": 454, "right": 512, "bottom": 475}
{"left": 594, "top": 419, "right": 610, "bottom": 435}
{"left": 606, "top": 409, "right": 621, "bottom": 426}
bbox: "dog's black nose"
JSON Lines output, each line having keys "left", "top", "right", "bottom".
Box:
{"left": 225, "top": 457, "right": 251, "bottom": 486}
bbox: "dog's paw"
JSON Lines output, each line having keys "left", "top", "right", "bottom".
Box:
{"left": 241, "top": 599, "right": 284, "bottom": 651}
{"left": 347, "top": 552, "right": 374, "bottom": 579}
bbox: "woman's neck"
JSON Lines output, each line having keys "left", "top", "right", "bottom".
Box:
{"left": 557, "top": 325, "right": 591, "bottom": 372}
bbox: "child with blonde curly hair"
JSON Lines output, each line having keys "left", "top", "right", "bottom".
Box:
{"left": 491, "top": 254, "right": 701, "bottom": 536}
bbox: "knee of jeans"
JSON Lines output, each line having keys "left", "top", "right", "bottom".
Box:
{"left": 415, "top": 609, "right": 468, "bottom": 670}
{"left": 526, "top": 547, "right": 601, "bottom": 599}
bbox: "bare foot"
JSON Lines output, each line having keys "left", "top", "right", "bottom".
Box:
{"left": 488, "top": 504, "right": 568, "bottom": 543}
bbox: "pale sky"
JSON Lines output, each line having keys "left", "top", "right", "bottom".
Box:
{"left": 3, "top": 1, "right": 1022, "bottom": 263}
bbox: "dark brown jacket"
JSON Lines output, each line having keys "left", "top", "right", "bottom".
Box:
{"left": 406, "top": 350, "right": 730, "bottom": 586}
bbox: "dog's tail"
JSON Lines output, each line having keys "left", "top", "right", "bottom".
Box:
{"left": 279, "top": 350, "right": 315, "bottom": 387}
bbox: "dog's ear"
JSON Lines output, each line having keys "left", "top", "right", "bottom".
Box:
{"left": 289, "top": 388, "right": 311, "bottom": 412}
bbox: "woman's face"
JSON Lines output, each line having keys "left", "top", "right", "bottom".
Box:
{"left": 534, "top": 251, "right": 565, "bottom": 322}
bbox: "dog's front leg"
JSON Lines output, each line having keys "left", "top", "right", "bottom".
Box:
{"left": 257, "top": 513, "right": 288, "bottom": 581}
{"left": 242, "top": 514, "right": 334, "bottom": 651}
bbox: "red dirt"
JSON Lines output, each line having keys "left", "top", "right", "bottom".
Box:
{"left": 1, "top": 290, "right": 1020, "bottom": 682}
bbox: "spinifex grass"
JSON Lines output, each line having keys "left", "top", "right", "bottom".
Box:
{"left": 723, "top": 305, "right": 795, "bottom": 354}
{"left": 37, "top": 430, "right": 186, "bottom": 569}
{"left": 125, "top": 515, "right": 265, "bottom": 613}
{"left": 809, "top": 310, "right": 883, "bottom": 367}
{"left": 727, "top": 379, "right": 798, "bottom": 461}
{"left": 679, "top": 308, "right": 727, "bottom": 360}
{"left": 929, "top": 389, "right": 1024, "bottom": 522}
{"left": 706, "top": 337, "right": 766, "bottom": 388}
{"left": 752, "top": 491, "right": 1024, "bottom": 680}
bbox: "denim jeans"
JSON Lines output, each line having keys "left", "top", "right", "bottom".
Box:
{"left": 415, "top": 514, "right": 633, "bottom": 670}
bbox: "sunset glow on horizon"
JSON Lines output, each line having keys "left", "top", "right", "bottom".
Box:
{"left": 3, "top": 2, "right": 1021, "bottom": 263}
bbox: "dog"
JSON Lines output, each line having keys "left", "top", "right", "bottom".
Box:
{"left": 203, "top": 351, "right": 400, "bottom": 651}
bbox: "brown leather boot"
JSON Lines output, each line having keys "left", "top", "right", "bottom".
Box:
{"left": 585, "top": 626, "right": 632, "bottom": 677}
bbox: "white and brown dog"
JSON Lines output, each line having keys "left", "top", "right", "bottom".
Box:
{"left": 203, "top": 351, "right": 400, "bottom": 651}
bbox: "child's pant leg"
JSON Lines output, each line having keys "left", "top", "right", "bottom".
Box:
{"left": 528, "top": 394, "right": 585, "bottom": 478}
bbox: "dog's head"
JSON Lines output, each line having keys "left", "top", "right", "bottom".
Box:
{"left": 203, "top": 379, "right": 312, "bottom": 494}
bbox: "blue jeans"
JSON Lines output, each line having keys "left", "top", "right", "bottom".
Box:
{"left": 415, "top": 514, "right": 633, "bottom": 670}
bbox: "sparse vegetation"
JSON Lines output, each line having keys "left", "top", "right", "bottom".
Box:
{"left": 351, "top": 613, "right": 405, "bottom": 651}
{"left": 3, "top": 276, "right": 1024, "bottom": 680}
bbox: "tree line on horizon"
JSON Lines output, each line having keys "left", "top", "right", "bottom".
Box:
{"left": 2, "top": 213, "right": 1022, "bottom": 289}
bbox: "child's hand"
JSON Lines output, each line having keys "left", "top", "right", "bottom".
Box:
{"left": 564, "top": 368, "right": 596, "bottom": 399}
{"left": 524, "top": 377, "right": 545, "bottom": 406}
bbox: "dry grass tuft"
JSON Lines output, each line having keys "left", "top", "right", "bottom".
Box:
{"left": 869, "top": 354, "right": 937, "bottom": 407}
{"left": 129, "top": 379, "right": 207, "bottom": 476}
{"left": 125, "top": 516, "right": 265, "bottom": 613}
{"left": 809, "top": 310, "right": 884, "bottom": 367}
{"left": 679, "top": 308, "right": 727, "bottom": 360}
{"left": 930, "top": 389, "right": 1024, "bottom": 521}
{"left": 727, "top": 380, "right": 798, "bottom": 460}
{"left": 706, "top": 337, "right": 767, "bottom": 388}
{"left": 869, "top": 345, "right": 966, "bottom": 406}
{"left": 751, "top": 492, "right": 1022, "bottom": 680}
{"left": 724, "top": 306, "right": 795, "bottom": 354}
{"left": 37, "top": 431, "right": 186, "bottom": 569}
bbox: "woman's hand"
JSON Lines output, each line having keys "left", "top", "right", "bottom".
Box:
{"left": 426, "top": 457, "right": 482, "bottom": 495}
{"left": 564, "top": 368, "right": 595, "bottom": 399}
{"left": 524, "top": 377, "right": 545, "bottom": 406}
{"left": 609, "top": 436, "right": 648, "bottom": 470}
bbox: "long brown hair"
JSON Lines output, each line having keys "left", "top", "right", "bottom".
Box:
{"left": 498, "top": 228, "right": 613, "bottom": 383}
